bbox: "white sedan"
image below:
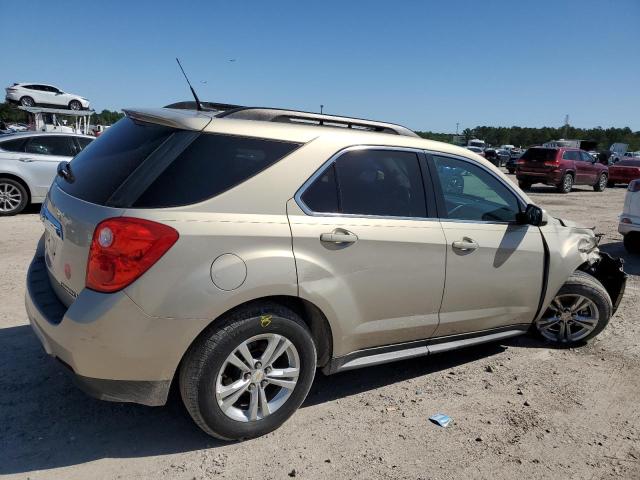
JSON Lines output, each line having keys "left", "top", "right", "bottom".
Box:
{"left": 5, "top": 83, "right": 90, "bottom": 110}
{"left": 0, "top": 132, "right": 93, "bottom": 215}
{"left": 619, "top": 179, "right": 640, "bottom": 253}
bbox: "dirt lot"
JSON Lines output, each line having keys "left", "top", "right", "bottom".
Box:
{"left": 1, "top": 179, "right": 639, "bottom": 480}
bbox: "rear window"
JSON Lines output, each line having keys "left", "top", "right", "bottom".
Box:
{"left": 56, "top": 117, "right": 301, "bottom": 207}
{"left": 521, "top": 148, "right": 558, "bottom": 162}
{"left": 57, "top": 117, "right": 173, "bottom": 205}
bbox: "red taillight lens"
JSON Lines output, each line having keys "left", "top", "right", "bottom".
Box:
{"left": 86, "top": 217, "right": 179, "bottom": 293}
{"left": 629, "top": 180, "right": 640, "bottom": 192}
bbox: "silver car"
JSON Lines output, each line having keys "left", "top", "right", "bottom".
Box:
{"left": 0, "top": 132, "right": 93, "bottom": 215}
{"left": 25, "top": 106, "right": 626, "bottom": 440}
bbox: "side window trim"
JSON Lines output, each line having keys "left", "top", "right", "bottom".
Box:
{"left": 294, "top": 146, "right": 437, "bottom": 220}
{"left": 424, "top": 151, "right": 527, "bottom": 224}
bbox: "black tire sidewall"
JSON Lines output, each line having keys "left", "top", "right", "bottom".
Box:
{"left": 196, "top": 314, "right": 316, "bottom": 440}
{"left": 559, "top": 174, "right": 573, "bottom": 193}
{"left": 20, "top": 96, "right": 34, "bottom": 107}
{"left": 536, "top": 272, "right": 612, "bottom": 346}
{"left": 0, "top": 178, "right": 28, "bottom": 216}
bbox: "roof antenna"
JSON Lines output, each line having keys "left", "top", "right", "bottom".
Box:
{"left": 176, "top": 57, "right": 202, "bottom": 111}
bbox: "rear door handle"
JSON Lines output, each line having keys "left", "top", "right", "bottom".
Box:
{"left": 452, "top": 238, "right": 478, "bottom": 252}
{"left": 320, "top": 230, "right": 358, "bottom": 244}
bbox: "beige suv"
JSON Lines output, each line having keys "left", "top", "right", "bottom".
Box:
{"left": 25, "top": 106, "right": 626, "bottom": 440}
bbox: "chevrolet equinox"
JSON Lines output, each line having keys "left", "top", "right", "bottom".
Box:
{"left": 26, "top": 106, "right": 626, "bottom": 440}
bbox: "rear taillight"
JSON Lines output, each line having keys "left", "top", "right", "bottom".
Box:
{"left": 86, "top": 217, "right": 179, "bottom": 293}
{"left": 629, "top": 180, "right": 640, "bottom": 192}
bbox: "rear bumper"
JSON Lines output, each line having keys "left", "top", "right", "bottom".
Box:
{"left": 516, "top": 169, "right": 563, "bottom": 184}
{"left": 24, "top": 237, "right": 201, "bottom": 406}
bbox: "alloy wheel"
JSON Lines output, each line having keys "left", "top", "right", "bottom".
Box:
{"left": 215, "top": 333, "right": 300, "bottom": 422}
{"left": 535, "top": 294, "right": 599, "bottom": 343}
{"left": 0, "top": 182, "right": 23, "bottom": 213}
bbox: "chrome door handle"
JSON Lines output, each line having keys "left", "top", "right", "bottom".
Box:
{"left": 452, "top": 238, "right": 478, "bottom": 252}
{"left": 18, "top": 157, "right": 34, "bottom": 162}
{"left": 320, "top": 230, "right": 358, "bottom": 244}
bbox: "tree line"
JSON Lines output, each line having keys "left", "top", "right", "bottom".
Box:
{"left": 416, "top": 125, "right": 640, "bottom": 151}
{"left": 0, "top": 102, "right": 124, "bottom": 126}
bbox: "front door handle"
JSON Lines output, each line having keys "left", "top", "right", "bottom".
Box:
{"left": 320, "top": 230, "right": 358, "bottom": 244}
{"left": 452, "top": 238, "right": 478, "bottom": 252}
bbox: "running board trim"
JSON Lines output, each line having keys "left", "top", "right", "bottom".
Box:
{"left": 324, "top": 327, "right": 527, "bottom": 374}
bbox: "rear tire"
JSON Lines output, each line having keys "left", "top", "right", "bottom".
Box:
{"left": 179, "top": 302, "right": 317, "bottom": 440}
{"left": 518, "top": 180, "right": 532, "bottom": 190}
{"left": 533, "top": 271, "right": 612, "bottom": 347}
{"left": 594, "top": 173, "right": 607, "bottom": 192}
{"left": 19, "top": 96, "right": 34, "bottom": 107}
{"left": 0, "top": 178, "right": 28, "bottom": 216}
{"left": 607, "top": 181, "right": 615, "bottom": 188}
{"left": 624, "top": 232, "right": 640, "bottom": 254}
{"left": 68, "top": 100, "right": 82, "bottom": 110}
{"left": 557, "top": 173, "right": 573, "bottom": 193}
{"left": 507, "top": 168, "right": 515, "bottom": 174}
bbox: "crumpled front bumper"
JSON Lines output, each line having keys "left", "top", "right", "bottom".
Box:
{"left": 583, "top": 252, "right": 627, "bottom": 314}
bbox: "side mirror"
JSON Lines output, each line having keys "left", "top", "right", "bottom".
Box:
{"left": 516, "top": 204, "right": 547, "bottom": 226}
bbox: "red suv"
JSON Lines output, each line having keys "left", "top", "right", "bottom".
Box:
{"left": 516, "top": 147, "right": 609, "bottom": 193}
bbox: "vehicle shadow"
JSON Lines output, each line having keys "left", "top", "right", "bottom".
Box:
{"left": 1, "top": 323, "right": 516, "bottom": 475}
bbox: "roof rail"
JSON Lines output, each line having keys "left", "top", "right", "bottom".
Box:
{"left": 217, "top": 107, "right": 419, "bottom": 138}
{"left": 164, "top": 100, "right": 243, "bottom": 112}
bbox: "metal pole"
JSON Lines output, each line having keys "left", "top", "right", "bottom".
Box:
{"left": 320, "top": 104, "right": 324, "bottom": 114}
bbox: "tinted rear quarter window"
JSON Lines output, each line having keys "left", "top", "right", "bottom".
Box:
{"left": 133, "top": 134, "right": 300, "bottom": 208}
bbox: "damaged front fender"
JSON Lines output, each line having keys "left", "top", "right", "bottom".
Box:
{"left": 578, "top": 252, "right": 627, "bottom": 314}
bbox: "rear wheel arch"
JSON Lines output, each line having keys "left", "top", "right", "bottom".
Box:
{"left": 177, "top": 295, "right": 334, "bottom": 374}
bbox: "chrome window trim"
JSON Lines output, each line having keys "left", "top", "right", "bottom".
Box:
{"left": 293, "top": 145, "right": 437, "bottom": 222}
{"left": 294, "top": 145, "right": 529, "bottom": 225}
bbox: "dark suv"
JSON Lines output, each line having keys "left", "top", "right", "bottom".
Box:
{"left": 516, "top": 147, "right": 609, "bottom": 193}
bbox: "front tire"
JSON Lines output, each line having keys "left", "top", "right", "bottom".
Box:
{"left": 0, "top": 178, "right": 28, "bottom": 216}
{"left": 624, "top": 232, "right": 640, "bottom": 254}
{"left": 594, "top": 173, "right": 607, "bottom": 192}
{"left": 179, "top": 302, "right": 317, "bottom": 440}
{"left": 68, "top": 100, "right": 82, "bottom": 110}
{"left": 557, "top": 173, "right": 573, "bottom": 193}
{"left": 533, "top": 271, "right": 612, "bottom": 347}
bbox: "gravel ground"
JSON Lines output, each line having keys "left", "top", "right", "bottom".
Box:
{"left": 1, "top": 178, "right": 639, "bottom": 480}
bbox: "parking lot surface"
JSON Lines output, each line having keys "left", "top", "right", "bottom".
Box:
{"left": 1, "top": 178, "right": 639, "bottom": 480}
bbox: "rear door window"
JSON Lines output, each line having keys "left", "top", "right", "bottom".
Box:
{"left": 562, "top": 150, "right": 580, "bottom": 161}
{"left": 25, "top": 136, "right": 75, "bottom": 156}
{"left": 299, "top": 149, "right": 427, "bottom": 218}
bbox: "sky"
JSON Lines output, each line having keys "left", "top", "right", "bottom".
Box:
{"left": 1, "top": 0, "right": 639, "bottom": 132}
